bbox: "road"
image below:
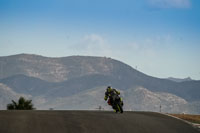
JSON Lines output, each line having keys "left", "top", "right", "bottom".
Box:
{"left": 0, "top": 111, "right": 199, "bottom": 133}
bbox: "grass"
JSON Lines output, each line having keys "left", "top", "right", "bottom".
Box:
{"left": 170, "top": 114, "right": 200, "bottom": 124}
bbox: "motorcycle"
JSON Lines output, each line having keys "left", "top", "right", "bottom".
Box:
{"left": 108, "top": 96, "right": 124, "bottom": 113}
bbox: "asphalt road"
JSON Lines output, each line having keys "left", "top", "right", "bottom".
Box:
{"left": 0, "top": 111, "right": 199, "bottom": 133}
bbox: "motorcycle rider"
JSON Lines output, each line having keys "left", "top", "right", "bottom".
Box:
{"left": 104, "top": 86, "right": 123, "bottom": 112}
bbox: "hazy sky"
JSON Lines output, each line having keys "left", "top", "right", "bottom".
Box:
{"left": 0, "top": 0, "right": 200, "bottom": 79}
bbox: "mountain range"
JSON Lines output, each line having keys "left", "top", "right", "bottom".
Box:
{"left": 167, "top": 77, "right": 193, "bottom": 82}
{"left": 0, "top": 54, "right": 199, "bottom": 114}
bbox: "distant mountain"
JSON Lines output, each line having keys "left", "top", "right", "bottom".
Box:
{"left": 37, "top": 86, "right": 189, "bottom": 113}
{"left": 0, "top": 54, "right": 200, "bottom": 113}
{"left": 0, "top": 83, "right": 31, "bottom": 109}
{"left": 0, "top": 74, "right": 54, "bottom": 96}
{"left": 124, "top": 87, "right": 188, "bottom": 113}
{"left": 0, "top": 54, "right": 144, "bottom": 82}
{"left": 167, "top": 77, "right": 193, "bottom": 82}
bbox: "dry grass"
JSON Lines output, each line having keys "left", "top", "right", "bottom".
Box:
{"left": 170, "top": 114, "right": 200, "bottom": 124}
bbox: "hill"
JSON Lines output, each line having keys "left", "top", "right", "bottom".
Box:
{"left": 0, "top": 54, "right": 200, "bottom": 113}
{"left": 167, "top": 77, "right": 193, "bottom": 82}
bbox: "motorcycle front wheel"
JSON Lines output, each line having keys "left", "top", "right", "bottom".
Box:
{"left": 116, "top": 103, "right": 123, "bottom": 113}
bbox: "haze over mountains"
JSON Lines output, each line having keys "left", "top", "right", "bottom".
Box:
{"left": 0, "top": 54, "right": 199, "bottom": 114}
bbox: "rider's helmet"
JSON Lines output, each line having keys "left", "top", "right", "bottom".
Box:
{"left": 107, "top": 86, "right": 112, "bottom": 92}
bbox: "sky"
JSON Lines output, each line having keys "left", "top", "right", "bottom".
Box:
{"left": 0, "top": 0, "right": 200, "bottom": 80}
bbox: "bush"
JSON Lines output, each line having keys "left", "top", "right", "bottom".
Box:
{"left": 7, "top": 97, "right": 35, "bottom": 110}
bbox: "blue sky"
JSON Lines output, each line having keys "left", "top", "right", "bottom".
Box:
{"left": 0, "top": 0, "right": 200, "bottom": 79}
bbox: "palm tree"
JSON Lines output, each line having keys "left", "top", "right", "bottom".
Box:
{"left": 7, "top": 97, "right": 35, "bottom": 110}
